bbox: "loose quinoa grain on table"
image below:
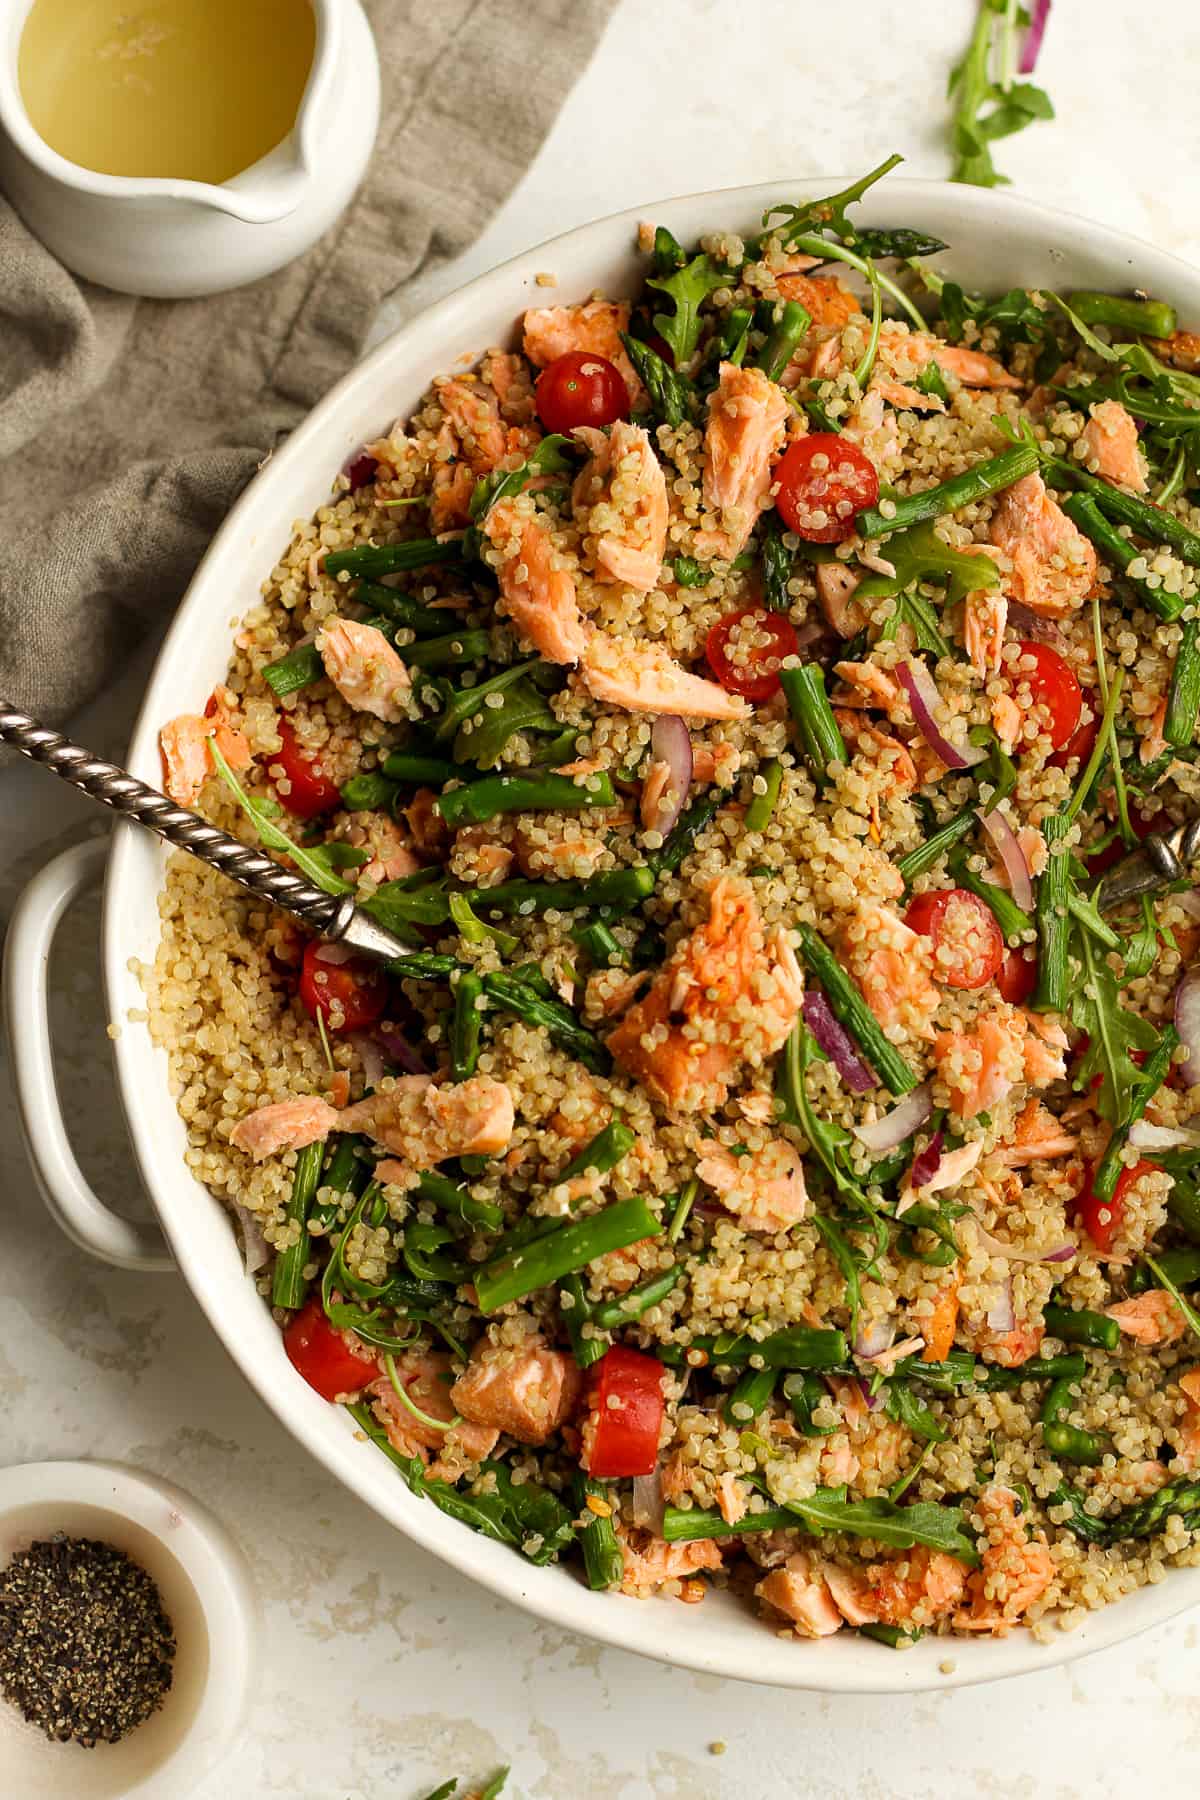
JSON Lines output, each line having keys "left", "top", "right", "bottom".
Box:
{"left": 141, "top": 158, "right": 1200, "bottom": 1649}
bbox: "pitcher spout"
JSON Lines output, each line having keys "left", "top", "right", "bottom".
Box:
{"left": 202, "top": 138, "right": 312, "bottom": 226}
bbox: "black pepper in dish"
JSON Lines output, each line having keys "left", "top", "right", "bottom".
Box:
{"left": 0, "top": 1535, "right": 175, "bottom": 1747}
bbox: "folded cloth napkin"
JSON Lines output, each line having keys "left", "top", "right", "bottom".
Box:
{"left": 0, "top": 0, "right": 615, "bottom": 725}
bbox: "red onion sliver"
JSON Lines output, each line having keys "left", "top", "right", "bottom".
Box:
{"left": 647, "top": 715, "right": 693, "bottom": 838}
{"left": 233, "top": 1203, "right": 272, "bottom": 1276}
{"left": 976, "top": 806, "right": 1034, "bottom": 911}
{"left": 1175, "top": 966, "right": 1200, "bottom": 1090}
{"left": 852, "top": 1079, "right": 934, "bottom": 1153}
{"left": 1041, "top": 1243, "right": 1078, "bottom": 1265}
{"left": 1129, "top": 1119, "right": 1200, "bottom": 1153}
{"left": 909, "top": 1129, "right": 944, "bottom": 1191}
{"left": 631, "top": 1468, "right": 665, "bottom": 1534}
{"left": 802, "top": 989, "right": 877, "bottom": 1094}
{"left": 349, "top": 1031, "right": 386, "bottom": 1091}
{"left": 972, "top": 1215, "right": 1077, "bottom": 1265}
{"left": 1006, "top": 599, "right": 1065, "bottom": 649}
{"left": 897, "top": 658, "right": 988, "bottom": 772}
{"left": 375, "top": 1026, "right": 428, "bottom": 1075}
{"left": 1019, "top": 0, "right": 1051, "bottom": 74}
{"left": 853, "top": 1316, "right": 896, "bottom": 1359}
{"left": 857, "top": 1377, "right": 883, "bottom": 1413}
{"left": 986, "top": 1279, "right": 1015, "bottom": 1334}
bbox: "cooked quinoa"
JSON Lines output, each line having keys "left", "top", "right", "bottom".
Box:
{"left": 141, "top": 163, "right": 1200, "bottom": 1649}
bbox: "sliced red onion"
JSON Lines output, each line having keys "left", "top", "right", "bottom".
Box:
{"left": 350, "top": 1032, "right": 386, "bottom": 1090}
{"left": 646, "top": 715, "right": 693, "bottom": 837}
{"left": 802, "top": 988, "right": 877, "bottom": 1094}
{"left": 233, "top": 1203, "right": 272, "bottom": 1276}
{"left": 909, "top": 1129, "right": 944, "bottom": 1190}
{"left": 897, "top": 658, "right": 988, "bottom": 772}
{"left": 1042, "top": 1243, "right": 1078, "bottom": 1265}
{"left": 976, "top": 806, "right": 1034, "bottom": 911}
{"left": 1175, "top": 966, "right": 1200, "bottom": 1090}
{"left": 631, "top": 1468, "right": 665, "bottom": 1534}
{"left": 315, "top": 942, "right": 355, "bottom": 966}
{"left": 1129, "top": 1119, "right": 1200, "bottom": 1152}
{"left": 1174, "top": 889, "right": 1200, "bottom": 920}
{"left": 852, "top": 1079, "right": 934, "bottom": 1153}
{"left": 856, "top": 1377, "right": 883, "bottom": 1412}
{"left": 853, "top": 1316, "right": 896, "bottom": 1359}
{"left": 972, "top": 1217, "right": 1077, "bottom": 1265}
{"left": 1006, "top": 599, "right": 1065, "bottom": 649}
{"left": 375, "top": 1026, "right": 428, "bottom": 1075}
{"left": 1019, "top": 0, "right": 1051, "bottom": 74}
{"left": 985, "top": 1278, "right": 1015, "bottom": 1334}
{"left": 859, "top": 1335, "right": 926, "bottom": 1376}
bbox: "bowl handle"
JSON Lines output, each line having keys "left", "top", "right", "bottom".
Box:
{"left": 4, "top": 838, "right": 173, "bottom": 1271}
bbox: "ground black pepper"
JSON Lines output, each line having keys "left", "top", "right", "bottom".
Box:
{"left": 0, "top": 1535, "right": 175, "bottom": 1747}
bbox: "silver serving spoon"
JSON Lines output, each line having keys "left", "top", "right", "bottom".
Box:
{"left": 0, "top": 697, "right": 413, "bottom": 964}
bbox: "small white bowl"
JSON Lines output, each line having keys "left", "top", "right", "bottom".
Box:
{"left": 0, "top": 1462, "right": 256, "bottom": 1799}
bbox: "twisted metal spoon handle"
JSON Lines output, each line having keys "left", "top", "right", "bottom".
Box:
{"left": 0, "top": 697, "right": 410, "bottom": 963}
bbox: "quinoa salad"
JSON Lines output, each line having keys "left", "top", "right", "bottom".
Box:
{"left": 143, "top": 157, "right": 1200, "bottom": 1649}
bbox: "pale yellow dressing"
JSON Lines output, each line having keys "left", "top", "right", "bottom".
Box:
{"left": 18, "top": 0, "right": 315, "bottom": 184}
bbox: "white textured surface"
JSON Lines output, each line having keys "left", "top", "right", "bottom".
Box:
{"left": 4, "top": 1, "right": 1200, "bottom": 1793}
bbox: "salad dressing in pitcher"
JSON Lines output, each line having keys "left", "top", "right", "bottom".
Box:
{"left": 17, "top": 0, "right": 315, "bottom": 183}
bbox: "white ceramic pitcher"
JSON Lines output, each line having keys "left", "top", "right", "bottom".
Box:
{"left": 0, "top": 0, "right": 380, "bottom": 297}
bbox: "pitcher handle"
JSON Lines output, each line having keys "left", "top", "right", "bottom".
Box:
{"left": 4, "top": 838, "right": 173, "bottom": 1271}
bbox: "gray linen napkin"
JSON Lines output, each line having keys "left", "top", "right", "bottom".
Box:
{"left": 0, "top": 0, "right": 615, "bottom": 725}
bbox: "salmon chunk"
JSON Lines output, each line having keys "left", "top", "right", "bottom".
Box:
{"left": 1080, "top": 399, "right": 1146, "bottom": 493}
{"left": 815, "top": 560, "right": 867, "bottom": 638}
{"left": 316, "top": 618, "right": 410, "bottom": 723}
{"left": 839, "top": 903, "right": 938, "bottom": 1038}
{"left": 581, "top": 632, "right": 749, "bottom": 720}
{"left": 522, "top": 299, "right": 644, "bottom": 407}
{"left": 338, "top": 1075, "right": 514, "bottom": 1169}
{"left": 616, "top": 1524, "right": 723, "bottom": 1597}
{"left": 1106, "top": 1289, "right": 1187, "bottom": 1347}
{"left": 434, "top": 376, "right": 508, "bottom": 470}
{"left": 160, "top": 693, "right": 253, "bottom": 807}
{"left": 608, "top": 879, "right": 803, "bottom": 1112}
{"left": 956, "top": 1486, "right": 1053, "bottom": 1634}
{"left": 758, "top": 1552, "right": 844, "bottom": 1637}
{"left": 998, "top": 1098, "right": 1078, "bottom": 1166}
{"left": 451, "top": 1338, "right": 582, "bottom": 1445}
{"left": 696, "top": 1135, "right": 809, "bottom": 1233}
{"left": 695, "top": 362, "right": 792, "bottom": 559}
{"left": 987, "top": 473, "right": 1097, "bottom": 618}
{"left": 370, "top": 1352, "right": 500, "bottom": 1475}
{"left": 775, "top": 271, "right": 862, "bottom": 329}
{"left": 933, "top": 1005, "right": 1060, "bottom": 1122}
{"left": 921, "top": 1276, "right": 961, "bottom": 1364}
{"left": 884, "top": 329, "right": 1022, "bottom": 391}
{"left": 230, "top": 1095, "right": 339, "bottom": 1161}
{"left": 483, "top": 498, "right": 588, "bottom": 665}
{"left": 572, "top": 420, "right": 668, "bottom": 591}
{"left": 1176, "top": 1367, "right": 1200, "bottom": 1468}
{"left": 964, "top": 588, "right": 1008, "bottom": 675}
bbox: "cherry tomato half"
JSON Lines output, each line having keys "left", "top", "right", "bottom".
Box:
{"left": 535, "top": 351, "right": 629, "bottom": 434}
{"left": 284, "top": 1298, "right": 376, "bottom": 1401}
{"left": 299, "top": 939, "right": 389, "bottom": 1032}
{"left": 1074, "top": 1158, "right": 1157, "bottom": 1255}
{"left": 773, "top": 433, "right": 879, "bottom": 543}
{"left": 1009, "top": 641, "right": 1082, "bottom": 753}
{"left": 996, "top": 946, "right": 1038, "bottom": 1006}
{"left": 582, "top": 1345, "right": 665, "bottom": 1479}
{"left": 1047, "top": 690, "right": 1098, "bottom": 772}
{"left": 1084, "top": 805, "right": 1173, "bottom": 878}
{"left": 272, "top": 719, "right": 342, "bottom": 818}
{"left": 904, "top": 887, "right": 1005, "bottom": 991}
{"left": 705, "top": 605, "right": 798, "bottom": 702}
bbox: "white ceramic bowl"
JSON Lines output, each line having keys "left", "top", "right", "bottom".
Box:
{"left": 10, "top": 180, "right": 1200, "bottom": 1690}
{"left": 0, "top": 1462, "right": 256, "bottom": 1798}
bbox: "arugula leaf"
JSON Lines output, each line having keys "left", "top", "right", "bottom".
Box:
{"left": 884, "top": 1381, "right": 948, "bottom": 1445}
{"left": 480, "top": 1772, "right": 510, "bottom": 1800}
{"left": 875, "top": 588, "right": 953, "bottom": 660}
{"left": 466, "top": 433, "right": 575, "bottom": 551}
{"left": 762, "top": 154, "right": 904, "bottom": 246}
{"left": 783, "top": 1486, "right": 980, "bottom": 1564}
{"left": 645, "top": 253, "right": 730, "bottom": 366}
{"left": 949, "top": 1, "right": 1055, "bottom": 189}
{"left": 914, "top": 359, "right": 951, "bottom": 405}
{"left": 1122, "top": 896, "right": 1161, "bottom": 983}
{"left": 1043, "top": 292, "right": 1123, "bottom": 364}
{"left": 776, "top": 1028, "right": 869, "bottom": 1207}
{"left": 208, "top": 739, "right": 353, "bottom": 898}
{"left": 812, "top": 1211, "right": 862, "bottom": 1335}
{"left": 421, "top": 1783, "right": 459, "bottom": 1800}
{"left": 854, "top": 519, "right": 1000, "bottom": 608}
{"left": 1071, "top": 944, "right": 1160, "bottom": 1124}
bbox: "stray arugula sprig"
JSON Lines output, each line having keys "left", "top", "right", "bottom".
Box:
{"left": 208, "top": 738, "right": 354, "bottom": 896}
{"left": 646, "top": 253, "right": 732, "bottom": 366}
{"left": 949, "top": 1, "right": 1054, "bottom": 189}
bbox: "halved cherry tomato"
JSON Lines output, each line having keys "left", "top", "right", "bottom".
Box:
{"left": 582, "top": 1345, "right": 665, "bottom": 1479}
{"left": 704, "top": 605, "right": 798, "bottom": 702}
{"left": 535, "top": 351, "right": 629, "bottom": 433}
{"left": 284, "top": 1297, "right": 376, "bottom": 1401}
{"left": 1010, "top": 641, "right": 1082, "bottom": 753}
{"left": 1047, "top": 690, "right": 1098, "bottom": 771}
{"left": 1084, "top": 805, "right": 1172, "bottom": 877}
{"left": 272, "top": 719, "right": 341, "bottom": 818}
{"left": 904, "top": 887, "right": 1004, "bottom": 991}
{"left": 773, "top": 433, "right": 879, "bottom": 543}
{"left": 996, "top": 946, "right": 1038, "bottom": 1005}
{"left": 299, "top": 939, "right": 388, "bottom": 1032}
{"left": 1074, "top": 1158, "right": 1156, "bottom": 1254}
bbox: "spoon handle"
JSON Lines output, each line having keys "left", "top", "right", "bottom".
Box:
{"left": 0, "top": 697, "right": 408, "bottom": 963}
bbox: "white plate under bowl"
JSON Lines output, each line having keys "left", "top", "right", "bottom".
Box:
{"left": 81, "top": 178, "right": 1200, "bottom": 1690}
{"left": 0, "top": 1461, "right": 256, "bottom": 1797}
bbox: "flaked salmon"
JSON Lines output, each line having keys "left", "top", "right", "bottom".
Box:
{"left": 572, "top": 420, "right": 668, "bottom": 592}
{"left": 987, "top": 473, "right": 1097, "bottom": 618}
{"left": 695, "top": 362, "right": 791, "bottom": 560}
{"left": 316, "top": 617, "right": 410, "bottom": 723}
{"left": 483, "top": 498, "right": 588, "bottom": 665}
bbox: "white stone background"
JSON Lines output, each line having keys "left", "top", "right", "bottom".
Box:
{"left": 4, "top": 1, "right": 1200, "bottom": 1794}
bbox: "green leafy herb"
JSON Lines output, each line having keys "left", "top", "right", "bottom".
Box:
{"left": 782, "top": 1487, "right": 980, "bottom": 1564}
{"left": 763, "top": 154, "right": 904, "bottom": 246}
{"left": 208, "top": 739, "right": 353, "bottom": 898}
{"left": 948, "top": 1, "right": 1055, "bottom": 190}
{"left": 776, "top": 1027, "right": 869, "bottom": 1207}
{"left": 1071, "top": 946, "right": 1160, "bottom": 1124}
{"left": 885, "top": 1381, "right": 949, "bottom": 1445}
{"left": 646, "top": 254, "right": 731, "bottom": 366}
{"left": 467, "top": 433, "right": 575, "bottom": 541}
